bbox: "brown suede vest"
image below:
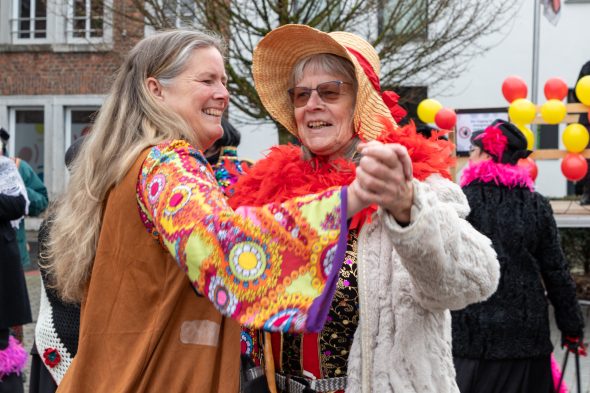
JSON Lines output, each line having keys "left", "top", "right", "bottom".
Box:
{"left": 58, "top": 149, "right": 240, "bottom": 393}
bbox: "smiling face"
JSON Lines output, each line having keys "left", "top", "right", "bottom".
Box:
{"left": 294, "top": 69, "right": 356, "bottom": 160}
{"left": 159, "top": 46, "right": 229, "bottom": 151}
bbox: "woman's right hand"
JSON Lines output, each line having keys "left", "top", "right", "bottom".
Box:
{"left": 347, "top": 141, "right": 414, "bottom": 224}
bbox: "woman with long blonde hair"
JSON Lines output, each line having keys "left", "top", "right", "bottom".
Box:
{"left": 45, "top": 29, "right": 385, "bottom": 392}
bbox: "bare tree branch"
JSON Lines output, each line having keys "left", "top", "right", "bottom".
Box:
{"left": 91, "top": 0, "right": 519, "bottom": 137}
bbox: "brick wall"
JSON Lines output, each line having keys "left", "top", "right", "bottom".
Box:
{"left": 0, "top": 0, "right": 144, "bottom": 96}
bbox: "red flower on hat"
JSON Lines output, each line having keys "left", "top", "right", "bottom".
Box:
{"left": 345, "top": 47, "right": 408, "bottom": 124}
{"left": 382, "top": 91, "right": 407, "bottom": 123}
{"left": 43, "top": 348, "right": 61, "bottom": 368}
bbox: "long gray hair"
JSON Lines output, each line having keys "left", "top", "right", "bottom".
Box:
{"left": 47, "top": 30, "right": 225, "bottom": 303}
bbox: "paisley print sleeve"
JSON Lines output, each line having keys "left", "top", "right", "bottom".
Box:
{"left": 136, "top": 140, "right": 348, "bottom": 333}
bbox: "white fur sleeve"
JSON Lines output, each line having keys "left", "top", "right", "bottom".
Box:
{"left": 380, "top": 174, "right": 499, "bottom": 311}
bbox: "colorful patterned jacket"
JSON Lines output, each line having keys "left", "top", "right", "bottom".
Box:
{"left": 58, "top": 140, "right": 349, "bottom": 392}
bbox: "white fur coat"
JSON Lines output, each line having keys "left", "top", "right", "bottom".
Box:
{"left": 345, "top": 174, "right": 500, "bottom": 393}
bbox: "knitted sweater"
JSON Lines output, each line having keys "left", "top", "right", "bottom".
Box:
{"left": 345, "top": 175, "right": 500, "bottom": 393}
{"left": 452, "top": 163, "right": 584, "bottom": 359}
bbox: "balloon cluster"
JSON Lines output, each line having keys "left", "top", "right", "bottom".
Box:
{"left": 561, "top": 76, "right": 590, "bottom": 181}
{"left": 502, "top": 76, "right": 536, "bottom": 150}
{"left": 502, "top": 76, "right": 538, "bottom": 180}
{"left": 416, "top": 99, "right": 456, "bottom": 130}
{"left": 502, "top": 75, "right": 590, "bottom": 182}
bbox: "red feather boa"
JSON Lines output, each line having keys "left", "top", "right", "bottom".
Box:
{"left": 229, "top": 119, "right": 455, "bottom": 229}
{"left": 229, "top": 144, "right": 375, "bottom": 229}
{"left": 373, "top": 116, "right": 455, "bottom": 180}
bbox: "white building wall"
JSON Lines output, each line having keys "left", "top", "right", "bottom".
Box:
{"left": 230, "top": 119, "right": 279, "bottom": 163}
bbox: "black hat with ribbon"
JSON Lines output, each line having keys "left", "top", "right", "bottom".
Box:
{"left": 471, "top": 119, "right": 532, "bottom": 165}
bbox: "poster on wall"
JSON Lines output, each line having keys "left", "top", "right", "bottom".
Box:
{"left": 14, "top": 110, "right": 45, "bottom": 179}
{"left": 455, "top": 108, "right": 509, "bottom": 156}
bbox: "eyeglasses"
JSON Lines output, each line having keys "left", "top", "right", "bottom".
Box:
{"left": 288, "top": 80, "right": 352, "bottom": 108}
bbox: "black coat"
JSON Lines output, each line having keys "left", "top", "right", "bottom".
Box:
{"left": 0, "top": 193, "right": 32, "bottom": 328}
{"left": 452, "top": 182, "right": 584, "bottom": 359}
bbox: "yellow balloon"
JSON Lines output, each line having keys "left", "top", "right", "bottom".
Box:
{"left": 540, "top": 99, "right": 566, "bottom": 124}
{"left": 516, "top": 124, "right": 535, "bottom": 150}
{"left": 508, "top": 98, "right": 536, "bottom": 125}
{"left": 575, "top": 75, "right": 590, "bottom": 106}
{"left": 563, "top": 123, "right": 590, "bottom": 153}
{"left": 417, "top": 99, "right": 443, "bottom": 123}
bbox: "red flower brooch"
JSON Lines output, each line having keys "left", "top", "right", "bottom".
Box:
{"left": 43, "top": 348, "right": 61, "bottom": 368}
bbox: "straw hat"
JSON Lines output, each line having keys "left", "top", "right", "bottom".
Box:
{"left": 253, "top": 24, "right": 400, "bottom": 141}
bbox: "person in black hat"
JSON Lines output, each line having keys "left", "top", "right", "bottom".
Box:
{"left": 451, "top": 119, "right": 585, "bottom": 393}
{"left": 29, "top": 137, "right": 85, "bottom": 393}
{"left": 469, "top": 119, "right": 532, "bottom": 164}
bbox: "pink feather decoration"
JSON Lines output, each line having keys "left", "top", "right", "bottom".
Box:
{"left": 477, "top": 125, "right": 508, "bottom": 161}
{"left": 551, "top": 353, "right": 569, "bottom": 393}
{"left": 0, "top": 336, "right": 28, "bottom": 380}
{"left": 460, "top": 159, "right": 534, "bottom": 191}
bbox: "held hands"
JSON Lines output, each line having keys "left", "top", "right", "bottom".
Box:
{"left": 562, "top": 334, "right": 588, "bottom": 357}
{"left": 347, "top": 141, "right": 414, "bottom": 225}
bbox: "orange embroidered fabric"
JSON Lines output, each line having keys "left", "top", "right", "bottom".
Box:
{"left": 137, "top": 140, "right": 349, "bottom": 333}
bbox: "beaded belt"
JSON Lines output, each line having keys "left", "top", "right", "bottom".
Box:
{"left": 276, "top": 373, "right": 347, "bottom": 393}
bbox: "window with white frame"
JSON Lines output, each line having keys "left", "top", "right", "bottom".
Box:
{"left": 7, "top": 0, "right": 112, "bottom": 48}
{"left": 163, "top": 0, "right": 197, "bottom": 28}
{"left": 66, "top": 107, "right": 98, "bottom": 146}
{"left": 10, "top": 108, "right": 45, "bottom": 178}
{"left": 67, "top": 0, "right": 105, "bottom": 40}
{"left": 11, "top": 0, "right": 47, "bottom": 41}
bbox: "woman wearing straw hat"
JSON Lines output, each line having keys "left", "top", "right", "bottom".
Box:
{"left": 45, "top": 29, "right": 379, "bottom": 393}
{"left": 230, "top": 24, "right": 500, "bottom": 393}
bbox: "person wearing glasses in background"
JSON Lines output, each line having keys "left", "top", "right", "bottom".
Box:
{"left": 230, "top": 24, "right": 500, "bottom": 393}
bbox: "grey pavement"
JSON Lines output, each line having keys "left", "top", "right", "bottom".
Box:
{"left": 22, "top": 270, "right": 39, "bottom": 393}
{"left": 15, "top": 233, "right": 590, "bottom": 392}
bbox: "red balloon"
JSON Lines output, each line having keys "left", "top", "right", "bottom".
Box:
{"left": 544, "top": 77, "right": 568, "bottom": 100}
{"left": 434, "top": 108, "right": 457, "bottom": 130}
{"left": 517, "top": 157, "right": 538, "bottom": 181}
{"left": 502, "top": 76, "right": 528, "bottom": 103}
{"left": 561, "top": 153, "right": 588, "bottom": 181}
